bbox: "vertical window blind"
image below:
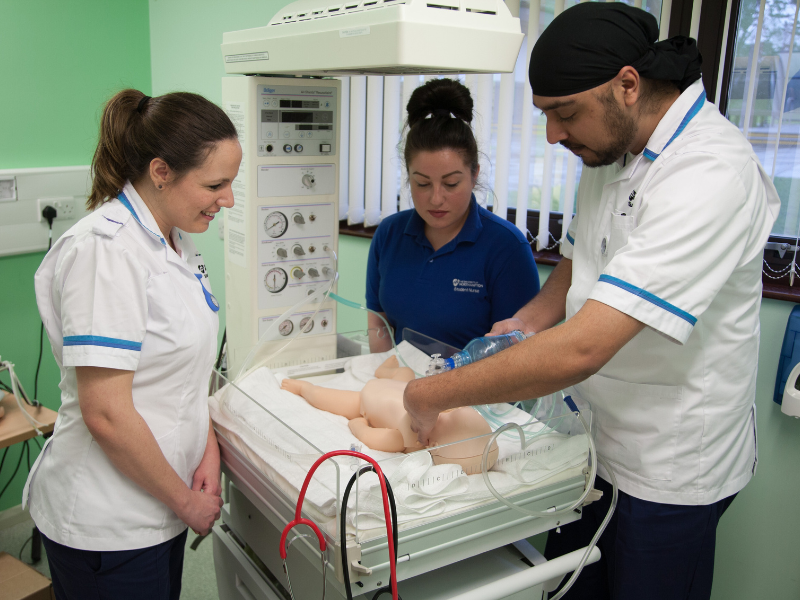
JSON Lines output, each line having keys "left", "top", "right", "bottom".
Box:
{"left": 338, "top": 0, "right": 665, "bottom": 250}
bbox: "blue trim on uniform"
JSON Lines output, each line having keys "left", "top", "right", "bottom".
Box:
{"left": 663, "top": 91, "right": 706, "bottom": 150}
{"left": 566, "top": 232, "right": 575, "bottom": 245}
{"left": 63, "top": 335, "right": 142, "bottom": 351}
{"left": 195, "top": 274, "right": 220, "bottom": 312}
{"left": 643, "top": 149, "right": 660, "bottom": 161}
{"left": 118, "top": 192, "right": 167, "bottom": 246}
{"left": 642, "top": 90, "right": 706, "bottom": 162}
{"left": 598, "top": 275, "right": 697, "bottom": 326}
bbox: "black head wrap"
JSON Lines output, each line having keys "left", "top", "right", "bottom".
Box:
{"left": 529, "top": 2, "right": 702, "bottom": 97}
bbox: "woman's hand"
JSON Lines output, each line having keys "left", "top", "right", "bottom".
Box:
{"left": 177, "top": 490, "right": 223, "bottom": 536}
{"left": 77, "top": 366, "right": 223, "bottom": 535}
{"left": 187, "top": 420, "right": 223, "bottom": 534}
{"left": 368, "top": 311, "right": 394, "bottom": 353}
{"left": 192, "top": 420, "right": 222, "bottom": 496}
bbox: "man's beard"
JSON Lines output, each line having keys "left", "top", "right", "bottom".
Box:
{"left": 562, "top": 88, "right": 637, "bottom": 168}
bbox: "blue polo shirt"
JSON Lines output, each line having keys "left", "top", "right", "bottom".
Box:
{"left": 366, "top": 196, "right": 540, "bottom": 349}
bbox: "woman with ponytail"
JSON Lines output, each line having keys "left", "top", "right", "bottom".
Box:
{"left": 366, "top": 78, "right": 540, "bottom": 351}
{"left": 25, "top": 89, "right": 241, "bottom": 599}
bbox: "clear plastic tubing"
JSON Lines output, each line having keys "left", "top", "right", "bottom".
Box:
{"left": 428, "top": 330, "right": 528, "bottom": 375}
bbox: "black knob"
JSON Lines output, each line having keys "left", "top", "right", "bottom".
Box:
{"left": 283, "top": 144, "right": 292, "bottom": 153}
{"left": 294, "top": 144, "right": 304, "bottom": 152}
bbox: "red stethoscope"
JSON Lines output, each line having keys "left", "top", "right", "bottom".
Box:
{"left": 280, "top": 450, "right": 399, "bottom": 600}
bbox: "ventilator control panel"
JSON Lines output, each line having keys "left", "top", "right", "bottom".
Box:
{"left": 222, "top": 76, "right": 341, "bottom": 375}
{"left": 257, "top": 84, "right": 336, "bottom": 157}
{"left": 257, "top": 201, "right": 335, "bottom": 310}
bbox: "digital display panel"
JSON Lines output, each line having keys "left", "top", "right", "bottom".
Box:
{"left": 280, "top": 99, "right": 320, "bottom": 108}
{"left": 280, "top": 111, "right": 333, "bottom": 124}
{"left": 281, "top": 111, "right": 314, "bottom": 123}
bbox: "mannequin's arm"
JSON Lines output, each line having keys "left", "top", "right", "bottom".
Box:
{"left": 374, "top": 355, "right": 415, "bottom": 382}
{"left": 349, "top": 417, "right": 405, "bottom": 452}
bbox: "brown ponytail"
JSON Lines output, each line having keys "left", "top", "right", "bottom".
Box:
{"left": 88, "top": 89, "right": 238, "bottom": 210}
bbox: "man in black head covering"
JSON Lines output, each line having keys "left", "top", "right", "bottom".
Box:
{"left": 529, "top": 2, "right": 701, "bottom": 168}
{"left": 403, "top": 4, "right": 779, "bottom": 600}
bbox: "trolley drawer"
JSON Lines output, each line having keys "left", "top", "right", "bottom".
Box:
{"left": 212, "top": 523, "right": 286, "bottom": 600}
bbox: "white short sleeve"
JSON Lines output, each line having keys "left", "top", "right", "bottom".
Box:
{"left": 589, "top": 152, "right": 758, "bottom": 344}
{"left": 561, "top": 212, "right": 578, "bottom": 260}
{"left": 57, "top": 236, "right": 149, "bottom": 370}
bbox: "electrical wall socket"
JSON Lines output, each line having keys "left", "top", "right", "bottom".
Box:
{"left": 0, "top": 165, "right": 91, "bottom": 257}
{"left": 37, "top": 197, "right": 78, "bottom": 221}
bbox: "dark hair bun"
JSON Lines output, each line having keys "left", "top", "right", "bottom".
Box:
{"left": 407, "top": 78, "right": 473, "bottom": 129}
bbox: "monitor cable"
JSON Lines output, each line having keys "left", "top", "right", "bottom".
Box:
{"left": 32, "top": 205, "right": 57, "bottom": 406}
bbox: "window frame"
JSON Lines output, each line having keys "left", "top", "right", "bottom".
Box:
{"left": 343, "top": 0, "right": 800, "bottom": 302}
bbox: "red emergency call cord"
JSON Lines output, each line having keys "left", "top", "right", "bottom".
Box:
{"left": 280, "top": 450, "right": 399, "bottom": 600}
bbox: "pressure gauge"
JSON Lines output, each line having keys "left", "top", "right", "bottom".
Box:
{"left": 264, "top": 211, "right": 288, "bottom": 238}
{"left": 264, "top": 267, "right": 288, "bottom": 293}
{"left": 278, "top": 319, "right": 294, "bottom": 336}
{"left": 299, "top": 316, "right": 314, "bottom": 333}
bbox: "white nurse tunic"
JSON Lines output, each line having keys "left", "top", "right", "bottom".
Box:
{"left": 562, "top": 81, "right": 780, "bottom": 505}
{"left": 24, "top": 182, "right": 219, "bottom": 551}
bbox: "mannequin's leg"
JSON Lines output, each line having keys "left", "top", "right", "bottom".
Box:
{"left": 348, "top": 417, "right": 405, "bottom": 453}
{"left": 374, "top": 355, "right": 415, "bottom": 382}
{"left": 281, "top": 379, "right": 361, "bottom": 419}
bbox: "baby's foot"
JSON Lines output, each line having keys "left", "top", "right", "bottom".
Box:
{"left": 281, "top": 378, "right": 311, "bottom": 396}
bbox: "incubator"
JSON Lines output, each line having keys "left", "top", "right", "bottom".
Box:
{"left": 209, "top": 288, "right": 607, "bottom": 600}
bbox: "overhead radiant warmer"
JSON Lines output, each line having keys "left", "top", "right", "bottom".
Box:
{"left": 221, "top": 0, "right": 522, "bottom": 376}
{"left": 221, "top": 0, "right": 523, "bottom": 76}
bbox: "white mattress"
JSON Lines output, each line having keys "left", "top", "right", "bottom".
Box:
{"left": 209, "top": 343, "right": 589, "bottom": 540}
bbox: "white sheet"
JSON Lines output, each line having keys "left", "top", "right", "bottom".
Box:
{"left": 210, "top": 343, "right": 589, "bottom": 536}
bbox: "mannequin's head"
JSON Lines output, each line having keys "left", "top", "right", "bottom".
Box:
{"left": 427, "top": 407, "right": 499, "bottom": 473}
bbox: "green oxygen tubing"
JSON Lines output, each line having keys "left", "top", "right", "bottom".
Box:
{"left": 327, "top": 291, "right": 425, "bottom": 378}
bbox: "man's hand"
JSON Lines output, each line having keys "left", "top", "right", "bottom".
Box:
{"left": 403, "top": 379, "right": 440, "bottom": 446}
{"left": 488, "top": 318, "right": 533, "bottom": 337}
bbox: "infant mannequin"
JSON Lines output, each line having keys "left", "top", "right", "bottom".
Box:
{"left": 281, "top": 356, "right": 499, "bottom": 474}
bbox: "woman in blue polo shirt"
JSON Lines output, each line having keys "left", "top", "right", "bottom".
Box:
{"left": 367, "top": 78, "right": 540, "bottom": 351}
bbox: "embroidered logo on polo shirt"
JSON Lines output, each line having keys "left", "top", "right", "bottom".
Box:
{"left": 453, "top": 279, "right": 484, "bottom": 294}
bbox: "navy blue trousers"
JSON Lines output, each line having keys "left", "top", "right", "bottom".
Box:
{"left": 41, "top": 529, "right": 188, "bottom": 600}
{"left": 546, "top": 477, "right": 736, "bottom": 600}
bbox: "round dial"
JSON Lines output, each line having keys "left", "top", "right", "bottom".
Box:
{"left": 278, "top": 319, "right": 294, "bottom": 337}
{"left": 264, "top": 211, "right": 288, "bottom": 238}
{"left": 299, "top": 317, "right": 314, "bottom": 333}
{"left": 264, "top": 267, "right": 288, "bottom": 293}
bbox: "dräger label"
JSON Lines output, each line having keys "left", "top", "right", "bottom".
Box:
{"left": 340, "top": 25, "right": 370, "bottom": 37}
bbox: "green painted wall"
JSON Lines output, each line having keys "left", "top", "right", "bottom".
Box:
{"left": 0, "top": 0, "right": 151, "bottom": 511}
{"left": 148, "top": 0, "right": 293, "bottom": 337}
{"left": 1, "top": 0, "right": 797, "bottom": 595}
